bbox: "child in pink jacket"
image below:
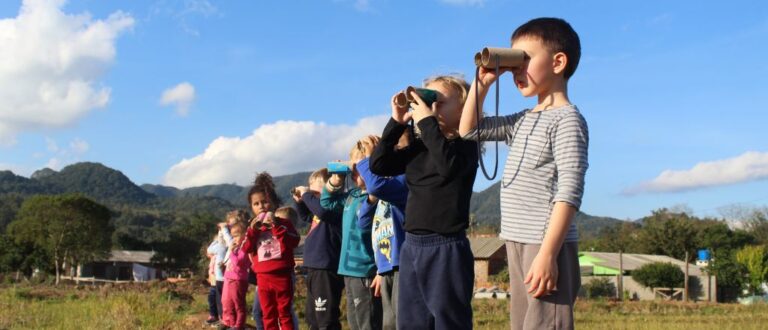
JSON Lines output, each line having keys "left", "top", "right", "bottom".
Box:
{"left": 221, "top": 222, "right": 252, "bottom": 330}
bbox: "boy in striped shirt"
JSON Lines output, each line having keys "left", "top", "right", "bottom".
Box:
{"left": 460, "top": 17, "right": 588, "bottom": 330}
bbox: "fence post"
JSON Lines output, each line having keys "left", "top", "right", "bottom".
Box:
{"left": 618, "top": 251, "right": 624, "bottom": 301}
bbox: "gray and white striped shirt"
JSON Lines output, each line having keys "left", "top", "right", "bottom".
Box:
{"left": 465, "top": 105, "right": 589, "bottom": 244}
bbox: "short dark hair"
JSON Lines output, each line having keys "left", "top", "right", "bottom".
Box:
{"left": 511, "top": 17, "right": 581, "bottom": 79}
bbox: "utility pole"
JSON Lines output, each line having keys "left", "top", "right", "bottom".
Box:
{"left": 684, "top": 251, "right": 689, "bottom": 302}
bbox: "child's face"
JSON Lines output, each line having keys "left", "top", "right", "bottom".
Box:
{"left": 231, "top": 226, "right": 243, "bottom": 245}
{"left": 352, "top": 168, "right": 366, "bottom": 189}
{"left": 250, "top": 192, "right": 272, "bottom": 216}
{"left": 510, "top": 36, "right": 560, "bottom": 98}
{"left": 425, "top": 81, "right": 462, "bottom": 138}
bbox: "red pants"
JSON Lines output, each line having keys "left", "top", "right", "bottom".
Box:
{"left": 257, "top": 271, "right": 295, "bottom": 330}
{"left": 222, "top": 279, "right": 248, "bottom": 329}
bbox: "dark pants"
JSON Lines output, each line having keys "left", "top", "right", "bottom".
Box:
{"left": 305, "top": 268, "right": 345, "bottom": 330}
{"left": 208, "top": 285, "right": 219, "bottom": 318}
{"left": 215, "top": 281, "right": 224, "bottom": 319}
{"left": 397, "top": 231, "right": 474, "bottom": 330}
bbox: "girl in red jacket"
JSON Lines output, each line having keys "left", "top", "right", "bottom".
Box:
{"left": 246, "top": 172, "right": 300, "bottom": 330}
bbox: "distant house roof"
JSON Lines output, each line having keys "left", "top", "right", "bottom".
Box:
{"left": 99, "top": 250, "right": 155, "bottom": 264}
{"left": 469, "top": 236, "right": 505, "bottom": 259}
{"left": 579, "top": 252, "right": 705, "bottom": 276}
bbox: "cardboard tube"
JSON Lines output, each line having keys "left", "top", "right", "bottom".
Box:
{"left": 406, "top": 86, "right": 437, "bottom": 107}
{"left": 395, "top": 86, "right": 438, "bottom": 108}
{"left": 479, "top": 47, "right": 526, "bottom": 69}
{"left": 394, "top": 91, "right": 409, "bottom": 108}
{"left": 474, "top": 52, "right": 482, "bottom": 67}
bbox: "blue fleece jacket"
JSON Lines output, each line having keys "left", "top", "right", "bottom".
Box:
{"left": 321, "top": 185, "right": 376, "bottom": 278}
{"left": 356, "top": 157, "right": 407, "bottom": 274}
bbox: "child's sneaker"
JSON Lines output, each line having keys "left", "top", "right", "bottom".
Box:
{"left": 205, "top": 316, "right": 219, "bottom": 326}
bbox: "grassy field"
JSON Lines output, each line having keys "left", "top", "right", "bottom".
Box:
{"left": 2, "top": 280, "right": 768, "bottom": 330}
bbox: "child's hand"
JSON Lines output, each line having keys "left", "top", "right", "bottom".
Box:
{"left": 293, "top": 186, "right": 309, "bottom": 202}
{"left": 370, "top": 275, "right": 382, "bottom": 297}
{"left": 409, "top": 90, "right": 437, "bottom": 124}
{"left": 261, "top": 212, "right": 275, "bottom": 225}
{"left": 367, "top": 195, "right": 379, "bottom": 205}
{"left": 524, "top": 252, "right": 558, "bottom": 298}
{"left": 476, "top": 66, "right": 510, "bottom": 90}
{"left": 357, "top": 135, "right": 380, "bottom": 159}
{"left": 329, "top": 173, "right": 344, "bottom": 187}
{"left": 391, "top": 92, "right": 413, "bottom": 125}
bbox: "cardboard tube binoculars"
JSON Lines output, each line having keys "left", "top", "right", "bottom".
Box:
{"left": 250, "top": 212, "right": 273, "bottom": 230}
{"left": 394, "top": 86, "right": 438, "bottom": 109}
{"left": 327, "top": 161, "right": 351, "bottom": 174}
{"left": 474, "top": 47, "right": 527, "bottom": 69}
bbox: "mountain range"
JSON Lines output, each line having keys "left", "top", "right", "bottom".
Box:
{"left": 0, "top": 162, "right": 624, "bottom": 239}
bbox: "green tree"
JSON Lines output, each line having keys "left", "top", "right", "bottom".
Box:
{"left": 734, "top": 245, "right": 768, "bottom": 296}
{"left": 151, "top": 212, "right": 219, "bottom": 274}
{"left": 744, "top": 209, "right": 768, "bottom": 245}
{"left": 695, "top": 221, "right": 754, "bottom": 301}
{"left": 638, "top": 209, "right": 697, "bottom": 261}
{"left": 7, "top": 194, "right": 113, "bottom": 284}
{"left": 583, "top": 221, "right": 643, "bottom": 253}
{"left": 632, "top": 262, "right": 685, "bottom": 289}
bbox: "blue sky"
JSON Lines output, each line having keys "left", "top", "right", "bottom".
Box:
{"left": 1, "top": 0, "right": 767, "bottom": 220}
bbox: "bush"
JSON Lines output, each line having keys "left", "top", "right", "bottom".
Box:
{"left": 631, "top": 262, "right": 684, "bottom": 289}
{"left": 582, "top": 277, "right": 616, "bottom": 299}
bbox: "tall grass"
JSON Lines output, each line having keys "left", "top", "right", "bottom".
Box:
{"left": 0, "top": 283, "right": 200, "bottom": 330}
{"left": 3, "top": 281, "right": 768, "bottom": 330}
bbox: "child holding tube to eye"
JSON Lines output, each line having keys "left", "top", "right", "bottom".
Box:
{"left": 293, "top": 168, "right": 346, "bottom": 330}
{"left": 459, "top": 17, "right": 589, "bottom": 330}
{"left": 369, "top": 74, "right": 478, "bottom": 330}
{"left": 244, "top": 172, "right": 301, "bottom": 330}
{"left": 321, "top": 139, "right": 383, "bottom": 330}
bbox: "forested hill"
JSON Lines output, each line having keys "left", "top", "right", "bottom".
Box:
{"left": 0, "top": 162, "right": 624, "bottom": 271}
{"left": 1, "top": 162, "right": 624, "bottom": 237}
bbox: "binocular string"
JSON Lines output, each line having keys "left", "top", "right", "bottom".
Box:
{"left": 475, "top": 56, "right": 501, "bottom": 181}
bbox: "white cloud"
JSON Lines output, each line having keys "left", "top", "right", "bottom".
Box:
{"left": 69, "top": 138, "right": 89, "bottom": 154}
{"left": 0, "top": 0, "right": 134, "bottom": 146}
{"left": 438, "top": 0, "right": 486, "bottom": 6}
{"left": 46, "top": 137, "right": 60, "bottom": 152}
{"left": 41, "top": 136, "right": 90, "bottom": 170}
{"left": 0, "top": 162, "right": 30, "bottom": 176}
{"left": 624, "top": 151, "right": 768, "bottom": 195}
{"left": 163, "top": 115, "right": 389, "bottom": 188}
{"left": 46, "top": 157, "right": 64, "bottom": 170}
{"left": 160, "top": 82, "right": 196, "bottom": 116}
{"left": 149, "top": 0, "right": 220, "bottom": 36}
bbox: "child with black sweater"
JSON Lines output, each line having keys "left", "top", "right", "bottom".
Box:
{"left": 370, "top": 74, "right": 478, "bottom": 329}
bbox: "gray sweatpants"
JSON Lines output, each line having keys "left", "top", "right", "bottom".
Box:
{"left": 506, "top": 241, "right": 580, "bottom": 330}
{"left": 344, "top": 276, "right": 382, "bottom": 330}
{"left": 380, "top": 271, "right": 398, "bottom": 330}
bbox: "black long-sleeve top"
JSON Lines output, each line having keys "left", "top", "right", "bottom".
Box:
{"left": 369, "top": 117, "right": 478, "bottom": 235}
{"left": 295, "top": 192, "right": 342, "bottom": 270}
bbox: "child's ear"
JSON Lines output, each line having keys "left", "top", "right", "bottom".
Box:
{"left": 552, "top": 52, "right": 568, "bottom": 76}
